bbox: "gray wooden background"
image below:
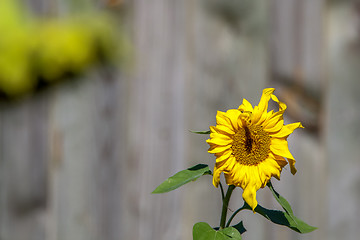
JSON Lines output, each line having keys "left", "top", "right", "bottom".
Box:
{"left": 1, "top": 0, "right": 360, "bottom": 240}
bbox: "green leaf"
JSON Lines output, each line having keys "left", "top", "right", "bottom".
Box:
{"left": 246, "top": 181, "right": 317, "bottom": 234}
{"left": 152, "top": 164, "right": 211, "bottom": 194}
{"left": 220, "top": 227, "right": 242, "bottom": 239}
{"left": 253, "top": 204, "right": 317, "bottom": 234}
{"left": 190, "top": 130, "right": 211, "bottom": 134}
{"left": 267, "top": 181, "right": 293, "bottom": 215}
{"left": 193, "top": 222, "right": 241, "bottom": 240}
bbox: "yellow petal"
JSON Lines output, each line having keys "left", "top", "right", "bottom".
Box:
{"left": 214, "top": 149, "right": 232, "bottom": 163}
{"left": 224, "top": 109, "right": 242, "bottom": 131}
{"left": 242, "top": 182, "right": 259, "bottom": 211}
{"left": 270, "top": 138, "right": 294, "bottom": 157}
{"left": 262, "top": 110, "right": 275, "bottom": 124}
{"left": 224, "top": 155, "right": 237, "bottom": 172}
{"left": 263, "top": 113, "right": 283, "bottom": 130}
{"left": 238, "top": 110, "right": 253, "bottom": 127}
{"left": 252, "top": 88, "right": 275, "bottom": 124}
{"left": 271, "top": 94, "right": 287, "bottom": 112}
{"left": 268, "top": 152, "right": 288, "bottom": 171}
{"left": 269, "top": 154, "right": 287, "bottom": 171}
{"left": 211, "top": 125, "right": 235, "bottom": 136}
{"left": 256, "top": 111, "right": 269, "bottom": 126}
{"left": 268, "top": 151, "right": 286, "bottom": 162}
{"left": 216, "top": 111, "right": 232, "bottom": 127}
{"left": 224, "top": 163, "right": 242, "bottom": 186}
{"left": 212, "top": 165, "right": 222, "bottom": 187}
{"left": 224, "top": 173, "right": 234, "bottom": 186}
{"left": 288, "top": 159, "right": 297, "bottom": 175}
{"left": 270, "top": 139, "right": 297, "bottom": 174}
{"left": 210, "top": 132, "right": 232, "bottom": 141}
{"left": 208, "top": 144, "right": 231, "bottom": 154}
{"left": 261, "top": 93, "right": 287, "bottom": 129}
{"left": 238, "top": 98, "right": 253, "bottom": 112}
{"left": 265, "top": 119, "right": 284, "bottom": 133}
{"left": 251, "top": 106, "right": 261, "bottom": 124}
{"left": 275, "top": 159, "right": 288, "bottom": 169}
{"left": 256, "top": 163, "right": 270, "bottom": 186}
{"left": 270, "top": 122, "right": 304, "bottom": 138}
{"left": 261, "top": 158, "right": 282, "bottom": 180}
{"left": 206, "top": 137, "right": 232, "bottom": 146}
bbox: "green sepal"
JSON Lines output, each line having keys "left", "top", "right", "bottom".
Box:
{"left": 190, "top": 130, "right": 211, "bottom": 134}
{"left": 152, "top": 164, "right": 211, "bottom": 194}
{"left": 193, "top": 222, "right": 241, "bottom": 240}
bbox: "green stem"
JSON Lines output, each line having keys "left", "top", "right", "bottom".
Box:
{"left": 219, "top": 185, "right": 236, "bottom": 229}
{"left": 219, "top": 182, "right": 225, "bottom": 200}
{"left": 225, "top": 202, "right": 249, "bottom": 227}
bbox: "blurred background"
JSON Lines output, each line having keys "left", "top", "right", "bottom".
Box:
{"left": 0, "top": 0, "right": 359, "bottom": 239}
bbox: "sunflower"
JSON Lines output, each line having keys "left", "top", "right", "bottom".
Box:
{"left": 206, "top": 88, "right": 303, "bottom": 211}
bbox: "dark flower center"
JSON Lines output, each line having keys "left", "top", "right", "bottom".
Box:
{"left": 231, "top": 125, "right": 271, "bottom": 166}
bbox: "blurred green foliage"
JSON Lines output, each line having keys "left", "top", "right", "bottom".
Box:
{"left": 0, "top": 0, "right": 129, "bottom": 99}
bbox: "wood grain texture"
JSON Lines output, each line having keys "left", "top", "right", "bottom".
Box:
{"left": 0, "top": 94, "right": 49, "bottom": 240}
{"left": 1, "top": 1, "right": 360, "bottom": 240}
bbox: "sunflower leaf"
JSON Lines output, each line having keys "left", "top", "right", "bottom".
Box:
{"left": 152, "top": 164, "right": 211, "bottom": 194}
{"left": 193, "top": 222, "right": 242, "bottom": 240}
{"left": 190, "top": 130, "right": 211, "bottom": 134}
{"left": 267, "top": 181, "right": 293, "bottom": 215}
{"left": 253, "top": 204, "right": 317, "bottom": 233}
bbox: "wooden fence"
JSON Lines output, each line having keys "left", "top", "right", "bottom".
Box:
{"left": 0, "top": 0, "right": 360, "bottom": 240}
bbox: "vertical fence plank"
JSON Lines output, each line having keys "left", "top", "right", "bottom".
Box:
{"left": 0, "top": 95, "right": 49, "bottom": 240}
{"left": 91, "top": 72, "right": 125, "bottom": 240}
{"left": 47, "top": 72, "right": 128, "bottom": 240}
{"left": 326, "top": 3, "right": 360, "bottom": 240}
{"left": 182, "top": 0, "right": 270, "bottom": 239}
{"left": 124, "top": 0, "right": 187, "bottom": 239}
{"left": 2, "top": 1, "right": 360, "bottom": 240}
{"left": 268, "top": 1, "right": 327, "bottom": 240}
{"left": 47, "top": 78, "right": 99, "bottom": 240}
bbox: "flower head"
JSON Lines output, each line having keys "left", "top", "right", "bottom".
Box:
{"left": 206, "top": 88, "right": 303, "bottom": 211}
